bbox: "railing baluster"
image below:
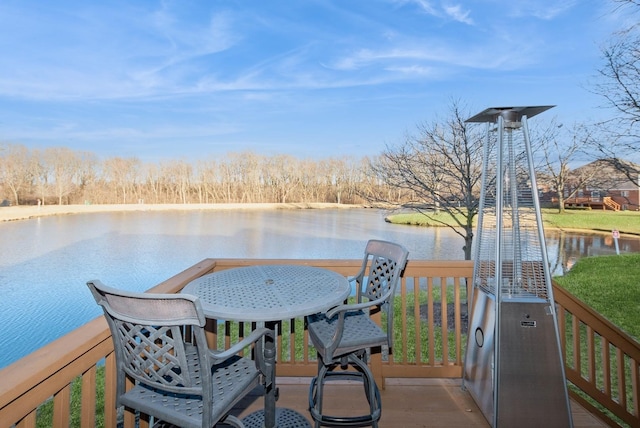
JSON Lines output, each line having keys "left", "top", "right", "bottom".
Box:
{"left": 410, "top": 275, "right": 419, "bottom": 365}
{"left": 52, "top": 384, "right": 70, "bottom": 428}
{"left": 587, "top": 326, "right": 596, "bottom": 384}
{"left": 454, "top": 277, "right": 462, "bottom": 366}
{"left": 440, "top": 278, "right": 448, "bottom": 365}
{"left": 602, "top": 338, "right": 612, "bottom": 398}
{"left": 632, "top": 359, "right": 639, "bottom": 417}
{"left": 557, "top": 306, "right": 567, "bottom": 361}
{"left": 617, "top": 349, "right": 627, "bottom": 411}
{"left": 104, "top": 353, "right": 117, "bottom": 428}
{"left": 303, "top": 325, "right": 311, "bottom": 365}
{"left": 427, "top": 277, "right": 435, "bottom": 367}
{"left": 400, "top": 277, "right": 416, "bottom": 364}
{"left": 572, "top": 315, "right": 581, "bottom": 374}
{"left": 80, "top": 366, "right": 97, "bottom": 427}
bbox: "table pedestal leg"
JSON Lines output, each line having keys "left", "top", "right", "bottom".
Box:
{"left": 264, "top": 323, "right": 277, "bottom": 428}
{"left": 241, "top": 322, "right": 311, "bottom": 428}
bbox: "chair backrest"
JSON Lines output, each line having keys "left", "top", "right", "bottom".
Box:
{"left": 354, "top": 239, "right": 409, "bottom": 345}
{"left": 355, "top": 239, "right": 409, "bottom": 303}
{"left": 87, "top": 280, "right": 212, "bottom": 402}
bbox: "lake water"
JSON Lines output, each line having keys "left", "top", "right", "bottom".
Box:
{"left": 1, "top": 208, "right": 638, "bottom": 368}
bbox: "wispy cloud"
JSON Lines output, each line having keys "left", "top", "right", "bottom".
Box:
{"left": 391, "top": 0, "right": 438, "bottom": 16}
{"left": 443, "top": 4, "right": 473, "bottom": 25}
{"left": 385, "top": 65, "right": 436, "bottom": 76}
{"left": 327, "top": 36, "right": 535, "bottom": 76}
{"left": 390, "top": 0, "right": 473, "bottom": 24}
{"left": 504, "top": 1, "right": 578, "bottom": 20}
{"left": 147, "top": 7, "right": 239, "bottom": 71}
{"left": 0, "top": 2, "right": 244, "bottom": 101}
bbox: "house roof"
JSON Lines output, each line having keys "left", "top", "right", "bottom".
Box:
{"left": 569, "top": 159, "right": 640, "bottom": 190}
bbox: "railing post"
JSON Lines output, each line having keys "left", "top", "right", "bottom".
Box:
{"left": 104, "top": 353, "right": 117, "bottom": 428}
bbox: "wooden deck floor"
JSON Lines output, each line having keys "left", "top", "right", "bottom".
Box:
{"left": 231, "top": 377, "right": 608, "bottom": 428}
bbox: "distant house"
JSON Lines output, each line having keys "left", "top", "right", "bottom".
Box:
{"left": 564, "top": 159, "right": 640, "bottom": 211}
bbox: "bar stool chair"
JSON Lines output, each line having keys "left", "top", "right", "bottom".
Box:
{"left": 306, "top": 240, "right": 409, "bottom": 427}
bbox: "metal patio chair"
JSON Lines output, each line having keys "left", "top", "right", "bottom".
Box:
{"left": 88, "top": 280, "right": 273, "bottom": 428}
{"left": 306, "top": 240, "right": 409, "bottom": 427}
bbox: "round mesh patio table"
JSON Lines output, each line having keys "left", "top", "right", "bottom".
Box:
{"left": 181, "top": 264, "right": 351, "bottom": 428}
{"left": 181, "top": 264, "right": 351, "bottom": 322}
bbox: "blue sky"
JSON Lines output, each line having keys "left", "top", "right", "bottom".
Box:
{"left": 0, "top": 0, "right": 622, "bottom": 163}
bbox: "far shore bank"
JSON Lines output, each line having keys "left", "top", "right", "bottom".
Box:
{"left": 3, "top": 203, "right": 638, "bottom": 238}
{"left": 0, "top": 202, "right": 369, "bottom": 223}
{"left": 385, "top": 210, "right": 640, "bottom": 237}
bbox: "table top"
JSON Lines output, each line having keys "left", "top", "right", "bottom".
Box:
{"left": 181, "top": 265, "right": 351, "bottom": 322}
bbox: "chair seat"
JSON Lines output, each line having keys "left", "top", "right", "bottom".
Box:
{"left": 307, "top": 310, "right": 387, "bottom": 361}
{"left": 120, "top": 344, "right": 261, "bottom": 428}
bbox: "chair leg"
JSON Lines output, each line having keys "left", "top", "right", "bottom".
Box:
{"left": 222, "top": 414, "right": 244, "bottom": 428}
{"left": 308, "top": 353, "right": 381, "bottom": 427}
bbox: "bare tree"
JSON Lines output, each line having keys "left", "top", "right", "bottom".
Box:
{"left": 264, "top": 155, "right": 300, "bottom": 204}
{"left": 102, "top": 156, "right": 141, "bottom": 204}
{"left": 534, "top": 120, "right": 600, "bottom": 212}
{"left": 30, "top": 148, "right": 50, "bottom": 205}
{"left": 231, "top": 151, "right": 263, "bottom": 203}
{"left": 592, "top": 0, "right": 640, "bottom": 179}
{"left": 75, "top": 151, "right": 98, "bottom": 204}
{"left": 369, "top": 100, "right": 484, "bottom": 260}
{"left": 0, "top": 143, "right": 33, "bottom": 205}
{"left": 163, "top": 160, "right": 193, "bottom": 204}
{"left": 44, "top": 147, "right": 83, "bottom": 205}
{"left": 326, "top": 157, "right": 354, "bottom": 204}
{"left": 298, "top": 158, "right": 324, "bottom": 202}
{"left": 195, "top": 159, "right": 223, "bottom": 203}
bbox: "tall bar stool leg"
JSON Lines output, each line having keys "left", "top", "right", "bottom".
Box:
{"left": 308, "top": 355, "right": 381, "bottom": 427}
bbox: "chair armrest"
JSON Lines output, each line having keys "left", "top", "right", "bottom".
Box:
{"left": 209, "top": 327, "right": 273, "bottom": 363}
{"left": 325, "top": 293, "right": 389, "bottom": 320}
{"left": 316, "top": 293, "right": 390, "bottom": 361}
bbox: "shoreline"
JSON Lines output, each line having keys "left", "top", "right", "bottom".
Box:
{"left": 2, "top": 203, "right": 638, "bottom": 238}
{"left": 0, "top": 202, "right": 367, "bottom": 222}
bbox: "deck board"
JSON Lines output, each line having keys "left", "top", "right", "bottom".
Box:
{"left": 230, "top": 377, "right": 607, "bottom": 427}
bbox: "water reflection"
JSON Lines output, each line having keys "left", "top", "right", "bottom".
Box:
{"left": 545, "top": 230, "right": 640, "bottom": 275}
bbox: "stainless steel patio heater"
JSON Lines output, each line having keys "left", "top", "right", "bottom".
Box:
{"left": 463, "top": 106, "right": 573, "bottom": 427}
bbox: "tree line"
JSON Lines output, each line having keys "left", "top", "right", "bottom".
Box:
{"left": 0, "top": 144, "right": 413, "bottom": 207}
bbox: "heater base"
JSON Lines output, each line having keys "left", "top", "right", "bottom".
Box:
{"left": 464, "top": 288, "right": 572, "bottom": 427}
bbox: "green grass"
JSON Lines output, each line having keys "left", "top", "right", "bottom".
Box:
{"left": 553, "top": 253, "right": 640, "bottom": 341}
{"left": 387, "top": 209, "right": 640, "bottom": 236}
{"left": 392, "top": 283, "right": 466, "bottom": 364}
{"left": 36, "top": 366, "right": 106, "bottom": 428}
{"left": 541, "top": 209, "right": 640, "bottom": 235}
{"left": 386, "top": 211, "right": 468, "bottom": 227}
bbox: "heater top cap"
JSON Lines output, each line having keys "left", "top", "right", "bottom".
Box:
{"left": 465, "top": 105, "right": 555, "bottom": 123}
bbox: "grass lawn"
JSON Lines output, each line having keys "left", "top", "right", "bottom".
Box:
{"left": 542, "top": 209, "right": 640, "bottom": 235}
{"left": 553, "top": 253, "right": 640, "bottom": 342}
{"left": 386, "top": 211, "right": 469, "bottom": 227}
{"left": 387, "top": 209, "right": 640, "bottom": 236}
